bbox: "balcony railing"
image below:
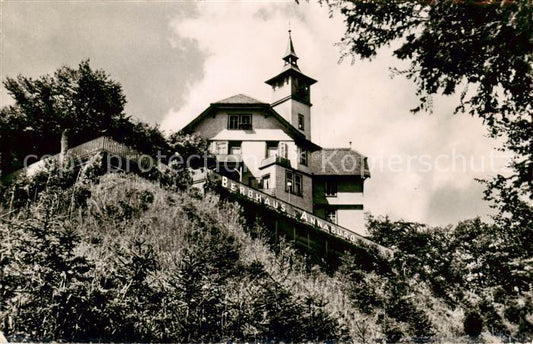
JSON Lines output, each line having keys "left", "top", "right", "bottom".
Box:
{"left": 10, "top": 136, "right": 143, "bottom": 178}
{"left": 215, "top": 154, "right": 243, "bottom": 164}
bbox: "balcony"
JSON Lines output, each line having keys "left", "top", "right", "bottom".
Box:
{"left": 259, "top": 155, "right": 291, "bottom": 169}
{"left": 9, "top": 136, "right": 144, "bottom": 179}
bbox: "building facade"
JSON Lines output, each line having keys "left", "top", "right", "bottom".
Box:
{"left": 183, "top": 32, "right": 370, "bottom": 236}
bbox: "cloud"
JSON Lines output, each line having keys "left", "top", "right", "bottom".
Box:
{"left": 3, "top": 0, "right": 505, "bottom": 226}
{"left": 161, "top": 1, "right": 503, "bottom": 225}
{"left": 1, "top": 1, "right": 202, "bottom": 123}
{"left": 160, "top": 1, "right": 340, "bottom": 133}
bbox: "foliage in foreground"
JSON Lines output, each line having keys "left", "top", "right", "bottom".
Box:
{"left": 1, "top": 161, "right": 531, "bottom": 342}
{"left": 327, "top": 0, "right": 532, "bottom": 202}
{"left": 0, "top": 67, "right": 530, "bottom": 342}
{"left": 326, "top": 1, "right": 533, "bottom": 280}
{"left": 366, "top": 215, "right": 533, "bottom": 341}
{"left": 1, "top": 169, "right": 347, "bottom": 342}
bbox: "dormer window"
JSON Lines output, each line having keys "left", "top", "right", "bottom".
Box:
{"left": 228, "top": 114, "right": 252, "bottom": 130}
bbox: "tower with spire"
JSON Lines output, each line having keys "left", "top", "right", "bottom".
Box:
{"left": 181, "top": 30, "right": 371, "bottom": 240}
{"left": 265, "top": 30, "right": 317, "bottom": 140}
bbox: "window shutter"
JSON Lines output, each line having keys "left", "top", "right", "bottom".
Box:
{"left": 279, "top": 142, "right": 288, "bottom": 159}
{"left": 209, "top": 141, "right": 217, "bottom": 154}
{"left": 216, "top": 141, "right": 228, "bottom": 155}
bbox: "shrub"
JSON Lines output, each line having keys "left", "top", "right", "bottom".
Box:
{"left": 464, "top": 311, "right": 483, "bottom": 337}
{"left": 0, "top": 196, "right": 94, "bottom": 341}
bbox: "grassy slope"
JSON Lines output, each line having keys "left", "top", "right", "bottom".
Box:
{"left": 82, "top": 173, "right": 369, "bottom": 340}
{"left": 1, "top": 172, "right": 490, "bottom": 342}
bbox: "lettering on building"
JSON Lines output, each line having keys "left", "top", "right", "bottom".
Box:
{"left": 221, "top": 176, "right": 360, "bottom": 244}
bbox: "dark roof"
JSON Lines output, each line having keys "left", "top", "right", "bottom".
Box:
{"left": 310, "top": 148, "right": 370, "bottom": 177}
{"left": 214, "top": 94, "right": 266, "bottom": 105}
{"left": 265, "top": 67, "right": 317, "bottom": 86}
{"left": 282, "top": 31, "right": 300, "bottom": 71}
{"left": 285, "top": 31, "right": 298, "bottom": 60}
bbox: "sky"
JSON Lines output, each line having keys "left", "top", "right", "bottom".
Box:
{"left": 1, "top": 0, "right": 509, "bottom": 226}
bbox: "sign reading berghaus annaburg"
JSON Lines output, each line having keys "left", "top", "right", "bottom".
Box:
{"left": 221, "top": 176, "right": 365, "bottom": 245}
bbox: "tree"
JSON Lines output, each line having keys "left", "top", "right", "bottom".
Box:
{"left": 0, "top": 60, "right": 171, "bottom": 177}
{"left": 168, "top": 132, "right": 208, "bottom": 159}
{"left": 324, "top": 0, "right": 533, "bottom": 289}
{"left": 1, "top": 60, "right": 126, "bottom": 174}
{"left": 0, "top": 187, "right": 94, "bottom": 341}
{"left": 324, "top": 0, "right": 532, "bottom": 201}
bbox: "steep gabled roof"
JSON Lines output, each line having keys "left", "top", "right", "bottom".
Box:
{"left": 310, "top": 148, "right": 370, "bottom": 177}
{"left": 181, "top": 94, "right": 321, "bottom": 151}
{"left": 215, "top": 94, "right": 266, "bottom": 105}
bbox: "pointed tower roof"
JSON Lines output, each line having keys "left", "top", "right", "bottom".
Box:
{"left": 282, "top": 30, "right": 299, "bottom": 70}
{"left": 265, "top": 30, "right": 317, "bottom": 86}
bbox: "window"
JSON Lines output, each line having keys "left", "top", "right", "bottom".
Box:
{"left": 325, "top": 209, "right": 337, "bottom": 224}
{"left": 285, "top": 170, "right": 303, "bottom": 196}
{"left": 240, "top": 114, "right": 252, "bottom": 129}
{"left": 298, "top": 148, "right": 308, "bottom": 166}
{"left": 261, "top": 174, "right": 271, "bottom": 189}
{"left": 286, "top": 171, "right": 293, "bottom": 192}
{"left": 325, "top": 180, "right": 337, "bottom": 197}
{"left": 248, "top": 177, "right": 258, "bottom": 188}
{"left": 228, "top": 115, "right": 239, "bottom": 130}
{"left": 266, "top": 141, "right": 279, "bottom": 158}
{"left": 229, "top": 141, "right": 242, "bottom": 155}
{"left": 295, "top": 84, "right": 310, "bottom": 103}
{"left": 211, "top": 141, "right": 228, "bottom": 155}
{"left": 228, "top": 114, "right": 252, "bottom": 130}
{"left": 298, "top": 114, "right": 304, "bottom": 130}
{"left": 294, "top": 174, "right": 302, "bottom": 196}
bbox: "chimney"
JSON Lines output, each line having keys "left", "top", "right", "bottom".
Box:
{"left": 60, "top": 129, "right": 69, "bottom": 167}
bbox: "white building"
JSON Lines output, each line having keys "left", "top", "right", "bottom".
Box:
{"left": 182, "top": 32, "right": 370, "bottom": 236}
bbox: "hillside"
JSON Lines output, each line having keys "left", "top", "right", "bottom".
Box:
{"left": 3, "top": 158, "right": 514, "bottom": 343}
{"left": 1, "top": 57, "right": 531, "bottom": 343}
